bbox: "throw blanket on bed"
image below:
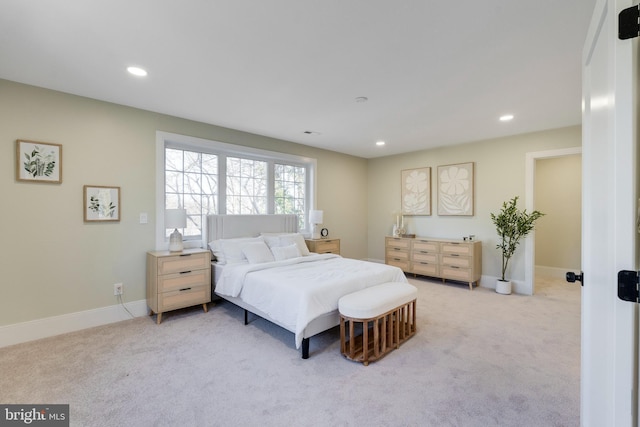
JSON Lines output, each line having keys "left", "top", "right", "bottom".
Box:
{"left": 215, "top": 254, "right": 408, "bottom": 348}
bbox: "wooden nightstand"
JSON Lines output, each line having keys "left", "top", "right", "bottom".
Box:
{"left": 146, "top": 248, "right": 211, "bottom": 324}
{"left": 305, "top": 238, "right": 340, "bottom": 255}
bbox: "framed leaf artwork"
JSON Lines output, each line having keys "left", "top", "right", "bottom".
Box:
{"left": 401, "top": 167, "right": 431, "bottom": 215}
{"left": 84, "top": 185, "right": 121, "bottom": 222}
{"left": 437, "top": 162, "right": 474, "bottom": 216}
{"left": 16, "top": 139, "right": 62, "bottom": 183}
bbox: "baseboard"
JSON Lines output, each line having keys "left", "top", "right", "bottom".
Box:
{"left": 536, "top": 265, "right": 576, "bottom": 279}
{"left": 0, "top": 299, "right": 148, "bottom": 348}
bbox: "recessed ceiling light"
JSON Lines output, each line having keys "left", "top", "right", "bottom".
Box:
{"left": 355, "top": 97, "right": 368, "bottom": 103}
{"left": 127, "top": 66, "right": 148, "bottom": 77}
{"left": 499, "top": 114, "right": 514, "bottom": 121}
{"left": 303, "top": 131, "right": 321, "bottom": 136}
{"left": 376, "top": 141, "right": 386, "bottom": 146}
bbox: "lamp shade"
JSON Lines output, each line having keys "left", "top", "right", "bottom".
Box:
{"left": 309, "top": 210, "right": 324, "bottom": 224}
{"left": 165, "top": 209, "right": 187, "bottom": 229}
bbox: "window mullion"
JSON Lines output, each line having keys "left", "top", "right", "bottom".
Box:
{"left": 267, "top": 161, "right": 275, "bottom": 214}
{"left": 219, "top": 154, "right": 227, "bottom": 214}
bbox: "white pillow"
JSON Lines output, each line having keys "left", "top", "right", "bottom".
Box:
{"left": 261, "top": 233, "right": 310, "bottom": 256}
{"left": 210, "top": 236, "right": 264, "bottom": 264}
{"left": 208, "top": 240, "right": 225, "bottom": 264}
{"left": 242, "top": 241, "right": 275, "bottom": 264}
{"left": 271, "top": 243, "right": 301, "bottom": 261}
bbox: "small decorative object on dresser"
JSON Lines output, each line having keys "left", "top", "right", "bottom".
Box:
{"left": 146, "top": 248, "right": 211, "bottom": 324}
{"left": 305, "top": 238, "right": 340, "bottom": 255}
{"left": 385, "top": 236, "right": 482, "bottom": 290}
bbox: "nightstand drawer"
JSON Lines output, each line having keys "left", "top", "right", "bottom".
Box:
{"left": 313, "top": 240, "right": 340, "bottom": 253}
{"left": 158, "top": 269, "right": 210, "bottom": 292}
{"left": 158, "top": 285, "right": 210, "bottom": 311}
{"left": 157, "top": 252, "right": 210, "bottom": 275}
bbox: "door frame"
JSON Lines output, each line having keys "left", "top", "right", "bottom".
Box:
{"left": 524, "top": 147, "right": 582, "bottom": 295}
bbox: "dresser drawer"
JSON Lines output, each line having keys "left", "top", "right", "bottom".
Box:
{"left": 158, "top": 269, "right": 210, "bottom": 292}
{"left": 412, "top": 261, "right": 439, "bottom": 276}
{"left": 387, "top": 258, "right": 410, "bottom": 271}
{"left": 441, "top": 242, "right": 472, "bottom": 256}
{"left": 386, "top": 249, "right": 409, "bottom": 261}
{"left": 413, "top": 251, "right": 438, "bottom": 264}
{"left": 412, "top": 240, "right": 439, "bottom": 253}
{"left": 386, "top": 237, "right": 410, "bottom": 250}
{"left": 441, "top": 266, "right": 472, "bottom": 281}
{"left": 441, "top": 255, "right": 471, "bottom": 268}
{"left": 158, "top": 285, "right": 211, "bottom": 311}
{"left": 157, "top": 252, "right": 210, "bottom": 275}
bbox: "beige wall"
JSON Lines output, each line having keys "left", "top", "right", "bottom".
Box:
{"left": 535, "top": 155, "right": 582, "bottom": 271}
{"left": 367, "top": 126, "right": 582, "bottom": 283}
{"left": 0, "top": 80, "right": 368, "bottom": 326}
{"left": 0, "top": 78, "right": 583, "bottom": 328}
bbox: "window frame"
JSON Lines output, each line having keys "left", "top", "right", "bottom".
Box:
{"left": 155, "top": 131, "right": 317, "bottom": 250}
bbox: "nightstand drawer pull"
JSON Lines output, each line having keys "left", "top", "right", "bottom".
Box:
{"left": 450, "top": 254, "right": 459, "bottom": 257}
{"left": 180, "top": 270, "right": 192, "bottom": 274}
{"left": 179, "top": 287, "right": 192, "bottom": 291}
{"left": 180, "top": 254, "right": 192, "bottom": 257}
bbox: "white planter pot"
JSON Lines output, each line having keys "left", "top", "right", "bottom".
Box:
{"left": 496, "top": 279, "right": 512, "bottom": 295}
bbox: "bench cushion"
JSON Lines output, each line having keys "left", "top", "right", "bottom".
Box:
{"left": 338, "top": 282, "right": 417, "bottom": 319}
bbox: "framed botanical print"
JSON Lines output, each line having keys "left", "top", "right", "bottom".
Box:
{"left": 437, "top": 162, "right": 474, "bottom": 216}
{"left": 84, "top": 185, "right": 121, "bottom": 222}
{"left": 16, "top": 140, "right": 62, "bottom": 183}
{"left": 401, "top": 167, "right": 431, "bottom": 215}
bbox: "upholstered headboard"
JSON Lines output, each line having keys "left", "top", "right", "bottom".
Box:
{"left": 206, "top": 214, "right": 298, "bottom": 242}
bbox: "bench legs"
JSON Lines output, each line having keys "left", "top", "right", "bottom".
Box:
{"left": 340, "top": 299, "right": 417, "bottom": 365}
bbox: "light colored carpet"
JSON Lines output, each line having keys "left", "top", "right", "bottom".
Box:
{"left": 0, "top": 276, "right": 580, "bottom": 427}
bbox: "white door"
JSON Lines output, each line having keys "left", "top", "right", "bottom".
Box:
{"left": 582, "top": 0, "right": 638, "bottom": 425}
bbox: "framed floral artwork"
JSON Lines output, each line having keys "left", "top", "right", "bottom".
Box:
{"left": 401, "top": 167, "right": 431, "bottom": 215}
{"left": 16, "top": 139, "right": 62, "bottom": 183}
{"left": 437, "top": 162, "right": 474, "bottom": 216}
{"left": 84, "top": 185, "right": 120, "bottom": 222}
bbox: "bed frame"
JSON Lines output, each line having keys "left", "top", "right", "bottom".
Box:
{"left": 206, "top": 214, "right": 340, "bottom": 359}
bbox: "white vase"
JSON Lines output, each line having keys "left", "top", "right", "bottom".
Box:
{"left": 496, "top": 279, "right": 512, "bottom": 295}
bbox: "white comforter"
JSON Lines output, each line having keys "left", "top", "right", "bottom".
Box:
{"left": 215, "top": 254, "right": 408, "bottom": 348}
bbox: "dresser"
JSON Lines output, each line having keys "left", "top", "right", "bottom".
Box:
{"left": 146, "top": 248, "right": 211, "bottom": 324}
{"left": 305, "top": 238, "right": 340, "bottom": 255}
{"left": 385, "top": 236, "right": 481, "bottom": 290}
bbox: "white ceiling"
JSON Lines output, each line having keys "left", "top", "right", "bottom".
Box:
{"left": 0, "top": 1, "right": 595, "bottom": 158}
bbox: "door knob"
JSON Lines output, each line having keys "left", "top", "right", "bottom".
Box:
{"left": 566, "top": 271, "right": 584, "bottom": 285}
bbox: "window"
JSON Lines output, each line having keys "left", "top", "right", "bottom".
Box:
{"left": 274, "top": 163, "right": 307, "bottom": 223}
{"left": 156, "top": 132, "right": 316, "bottom": 249}
{"left": 226, "top": 157, "right": 267, "bottom": 214}
{"left": 164, "top": 148, "right": 218, "bottom": 239}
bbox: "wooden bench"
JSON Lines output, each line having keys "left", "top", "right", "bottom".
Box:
{"left": 338, "top": 282, "right": 417, "bottom": 365}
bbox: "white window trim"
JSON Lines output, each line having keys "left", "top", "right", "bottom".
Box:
{"left": 155, "top": 131, "right": 317, "bottom": 250}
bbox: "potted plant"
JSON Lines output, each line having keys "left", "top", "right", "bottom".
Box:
{"left": 490, "top": 196, "right": 544, "bottom": 294}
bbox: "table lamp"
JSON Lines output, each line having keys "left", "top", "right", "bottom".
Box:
{"left": 309, "top": 210, "right": 324, "bottom": 239}
{"left": 165, "top": 208, "right": 187, "bottom": 252}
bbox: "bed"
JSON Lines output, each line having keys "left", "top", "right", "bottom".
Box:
{"left": 206, "top": 214, "right": 408, "bottom": 359}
